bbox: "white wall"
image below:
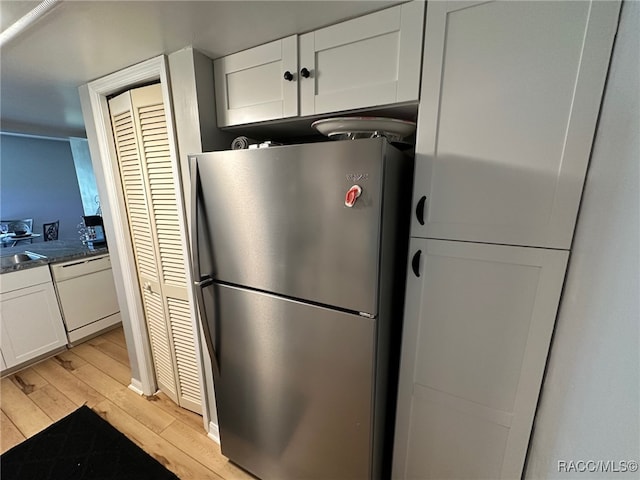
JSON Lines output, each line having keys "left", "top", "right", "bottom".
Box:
{"left": 525, "top": 2, "right": 639, "bottom": 478}
{"left": 0, "top": 133, "right": 84, "bottom": 241}
{"left": 168, "top": 47, "right": 234, "bottom": 436}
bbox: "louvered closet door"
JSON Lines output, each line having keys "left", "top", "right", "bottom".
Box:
{"left": 109, "top": 84, "right": 201, "bottom": 414}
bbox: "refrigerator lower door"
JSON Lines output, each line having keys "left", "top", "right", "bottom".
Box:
{"left": 210, "top": 282, "right": 375, "bottom": 479}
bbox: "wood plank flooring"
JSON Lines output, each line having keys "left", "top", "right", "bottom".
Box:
{"left": 0, "top": 327, "right": 255, "bottom": 480}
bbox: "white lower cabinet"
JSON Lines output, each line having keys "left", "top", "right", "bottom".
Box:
{"left": 393, "top": 239, "right": 568, "bottom": 479}
{"left": 0, "top": 266, "right": 67, "bottom": 372}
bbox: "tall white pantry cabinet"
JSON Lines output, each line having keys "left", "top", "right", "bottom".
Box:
{"left": 393, "top": 2, "right": 621, "bottom": 479}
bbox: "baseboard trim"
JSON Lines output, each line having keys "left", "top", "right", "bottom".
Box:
{"left": 207, "top": 421, "right": 220, "bottom": 444}
{"left": 128, "top": 379, "right": 144, "bottom": 395}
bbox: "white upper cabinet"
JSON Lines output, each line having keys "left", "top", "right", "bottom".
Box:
{"left": 412, "top": 1, "right": 620, "bottom": 249}
{"left": 299, "top": 1, "right": 424, "bottom": 116}
{"left": 214, "top": 1, "right": 425, "bottom": 127}
{"left": 393, "top": 238, "right": 569, "bottom": 479}
{"left": 215, "top": 35, "right": 298, "bottom": 127}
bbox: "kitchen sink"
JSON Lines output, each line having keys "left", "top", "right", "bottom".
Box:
{"left": 0, "top": 251, "right": 47, "bottom": 268}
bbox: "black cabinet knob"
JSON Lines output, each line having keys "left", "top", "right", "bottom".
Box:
{"left": 416, "top": 196, "right": 427, "bottom": 225}
{"left": 412, "top": 250, "right": 422, "bottom": 277}
{"left": 283, "top": 71, "right": 294, "bottom": 81}
{"left": 300, "top": 67, "right": 310, "bottom": 78}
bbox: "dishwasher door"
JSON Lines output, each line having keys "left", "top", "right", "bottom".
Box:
{"left": 51, "top": 255, "right": 120, "bottom": 332}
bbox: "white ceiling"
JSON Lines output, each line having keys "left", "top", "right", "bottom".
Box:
{"left": 0, "top": 0, "right": 398, "bottom": 138}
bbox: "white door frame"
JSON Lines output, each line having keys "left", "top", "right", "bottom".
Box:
{"left": 78, "top": 56, "right": 205, "bottom": 417}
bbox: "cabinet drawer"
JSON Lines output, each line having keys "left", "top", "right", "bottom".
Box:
{"left": 1, "top": 265, "right": 52, "bottom": 292}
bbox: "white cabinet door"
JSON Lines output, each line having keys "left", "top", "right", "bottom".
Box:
{"left": 412, "top": 1, "right": 620, "bottom": 248}
{"left": 1, "top": 276, "right": 67, "bottom": 370}
{"left": 299, "top": 1, "right": 423, "bottom": 116}
{"left": 393, "top": 238, "right": 568, "bottom": 479}
{"left": 214, "top": 35, "right": 298, "bottom": 127}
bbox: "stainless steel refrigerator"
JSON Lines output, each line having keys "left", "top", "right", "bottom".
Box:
{"left": 190, "top": 137, "right": 412, "bottom": 479}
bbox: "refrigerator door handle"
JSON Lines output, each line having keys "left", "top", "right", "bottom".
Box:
{"left": 194, "top": 276, "right": 214, "bottom": 289}
{"left": 190, "top": 159, "right": 220, "bottom": 377}
{"left": 194, "top": 274, "right": 220, "bottom": 377}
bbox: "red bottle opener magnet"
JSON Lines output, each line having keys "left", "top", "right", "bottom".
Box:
{"left": 345, "top": 185, "right": 362, "bottom": 208}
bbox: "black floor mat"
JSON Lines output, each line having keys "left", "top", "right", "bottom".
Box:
{"left": 1, "top": 405, "right": 179, "bottom": 480}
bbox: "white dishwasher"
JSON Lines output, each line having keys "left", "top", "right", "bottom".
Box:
{"left": 51, "top": 254, "right": 121, "bottom": 344}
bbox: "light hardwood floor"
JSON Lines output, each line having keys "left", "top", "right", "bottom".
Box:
{"left": 0, "top": 327, "right": 255, "bottom": 480}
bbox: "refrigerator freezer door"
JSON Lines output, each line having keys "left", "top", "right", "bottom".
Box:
{"left": 195, "top": 138, "right": 388, "bottom": 315}
{"left": 209, "top": 282, "right": 375, "bottom": 479}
